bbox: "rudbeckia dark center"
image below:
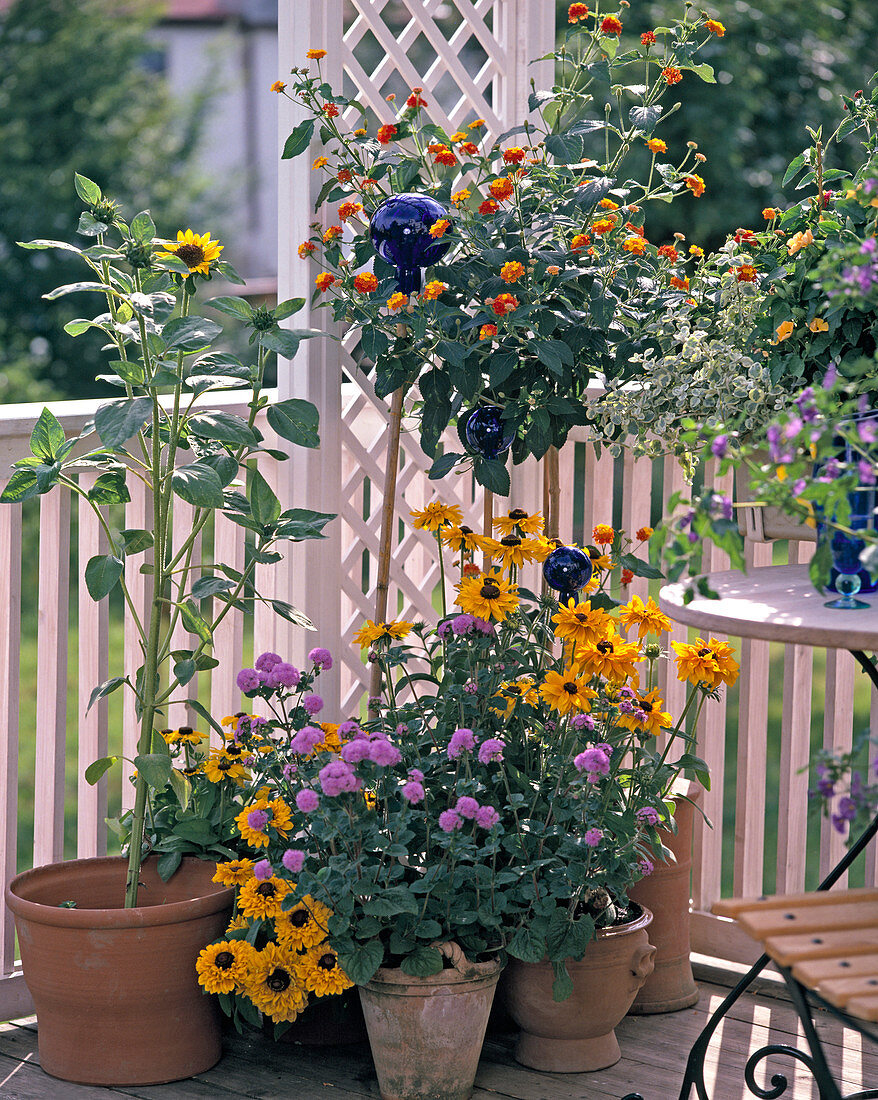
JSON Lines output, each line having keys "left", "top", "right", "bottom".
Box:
{"left": 267, "top": 967, "right": 291, "bottom": 992}
{"left": 481, "top": 583, "right": 501, "bottom": 599}
{"left": 697, "top": 648, "right": 712, "bottom": 658}
{"left": 217, "top": 758, "right": 232, "bottom": 771}
{"left": 290, "top": 909, "right": 310, "bottom": 927}
{"left": 563, "top": 681, "right": 578, "bottom": 694}
{"left": 576, "top": 613, "right": 589, "bottom": 622}
{"left": 461, "top": 525, "right": 473, "bottom": 534}
{"left": 319, "top": 953, "right": 337, "bottom": 971}
{"left": 257, "top": 882, "right": 277, "bottom": 897}
{"left": 597, "top": 640, "right": 613, "bottom": 653}
{"left": 215, "top": 951, "right": 234, "bottom": 970}
{"left": 510, "top": 509, "right": 528, "bottom": 520}
{"left": 226, "top": 743, "right": 243, "bottom": 756}
{"left": 640, "top": 701, "right": 653, "bottom": 713}
{"left": 500, "top": 536, "right": 521, "bottom": 547}
{"left": 176, "top": 243, "right": 205, "bottom": 267}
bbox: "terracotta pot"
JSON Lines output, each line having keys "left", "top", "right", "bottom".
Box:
{"left": 358, "top": 942, "right": 502, "bottom": 1100}
{"left": 5, "top": 855, "right": 234, "bottom": 1085}
{"left": 628, "top": 783, "right": 701, "bottom": 1013}
{"left": 504, "top": 905, "right": 655, "bottom": 1072}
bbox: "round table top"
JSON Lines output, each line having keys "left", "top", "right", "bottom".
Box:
{"left": 659, "top": 565, "right": 878, "bottom": 650}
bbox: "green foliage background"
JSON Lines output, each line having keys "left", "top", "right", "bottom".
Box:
{"left": 0, "top": 0, "right": 218, "bottom": 403}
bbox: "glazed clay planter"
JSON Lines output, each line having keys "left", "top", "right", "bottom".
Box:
{"left": 504, "top": 906, "right": 655, "bottom": 1072}
{"left": 6, "top": 855, "right": 234, "bottom": 1086}
{"left": 628, "top": 783, "right": 701, "bottom": 1013}
{"left": 358, "top": 942, "right": 502, "bottom": 1100}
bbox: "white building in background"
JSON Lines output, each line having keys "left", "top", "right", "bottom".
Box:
{"left": 152, "top": 0, "right": 280, "bottom": 295}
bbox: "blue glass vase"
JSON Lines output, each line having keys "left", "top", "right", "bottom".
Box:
{"left": 369, "top": 194, "right": 452, "bottom": 294}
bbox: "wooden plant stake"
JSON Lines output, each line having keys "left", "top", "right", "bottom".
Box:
{"left": 543, "top": 445, "right": 560, "bottom": 541}
{"left": 481, "top": 488, "right": 494, "bottom": 572}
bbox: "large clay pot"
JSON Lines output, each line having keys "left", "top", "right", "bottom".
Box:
{"left": 628, "top": 783, "right": 701, "bottom": 1013}
{"left": 504, "top": 905, "right": 655, "bottom": 1072}
{"left": 358, "top": 942, "right": 502, "bottom": 1100}
{"left": 5, "top": 855, "right": 234, "bottom": 1085}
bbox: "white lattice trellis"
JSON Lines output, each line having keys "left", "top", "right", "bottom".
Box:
{"left": 277, "top": 0, "right": 554, "bottom": 714}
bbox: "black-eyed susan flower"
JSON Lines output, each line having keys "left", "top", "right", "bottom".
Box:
{"left": 493, "top": 508, "right": 543, "bottom": 537}
{"left": 439, "top": 524, "right": 486, "bottom": 555}
{"left": 238, "top": 874, "right": 292, "bottom": 920}
{"left": 552, "top": 599, "right": 613, "bottom": 646}
{"left": 154, "top": 229, "right": 223, "bottom": 277}
{"left": 300, "top": 944, "right": 354, "bottom": 997}
{"left": 235, "top": 798, "right": 292, "bottom": 847}
{"left": 539, "top": 669, "right": 595, "bottom": 716}
{"left": 203, "top": 749, "right": 249, "bottom": 785}
{"left": 575, "top": 632, "right": 641, "bottom": 682}
{"left": 491, "top": 677, "right": 538, "bottom": 719}
{"left": 454, "top": 570, "right": 519, "bottom": 622}
{"left": 244, "top": 942, "right": 308, "bottom": 1022}
{"left": 618, "top": 688, "right": 672, "bottom": 736}
{"left": 213, "top": 858, "right": 255, "bottom": 887}
{"left": 485, "top": 535, "right": 535, "bottom": 571}
{"left": 617, "top": 595, "right": 672, "bottom": 639}
{"left": 672, "top": 637, "right": 738, "bottom": 688}
{"left": 275, "top": 895, "right": 333, "bottom": 950}
{"left": 352, "top": 619, "right": 413, "bottom": 649}
{"left": 410, "top": 501, "right": 463, "bottom": 531}
{"left": 196, "top": 940, "right": 255, "bottom": 995}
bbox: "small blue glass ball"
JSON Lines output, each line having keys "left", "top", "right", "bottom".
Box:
{"left": 543, "top": 546, "right": 594, "bottom": 599}
{"left": 369, "top": 193, "right": 452, "bottom": 295}
{"left": 464, "top": 406, "right": 515, "bottom": 459}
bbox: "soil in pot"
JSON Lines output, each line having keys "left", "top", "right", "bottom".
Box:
{"left": 6, "top": 855, "right": 234, "bottom": 1086}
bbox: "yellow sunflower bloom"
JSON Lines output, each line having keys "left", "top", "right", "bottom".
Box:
{"left": 617, "top": 595, "right": 672, "bottom": 639}
{"left": 552, "top": 599, "right": 613, "bottom": 647}
{"left": 454, "top": 570, "right": 520, "bottom": 622}
{"left": 575, "top": 631, "right": 642, "bottom": 682}
{"left": 154, "top": 229, "right": 223, "bottom": 277}
{"left": 492, "top": 509, "right": 544, "bottom": 537}
{"left": 540, "top": 669, "right": 596, "bottom": 716}
{"left": 237, "top": 875, "right": 292, "bottom": 920}
{"left": 196, "top": 940, "right": 255, "bottom": 995}
{"left": 410, "top": 501, "right": 463, "bottom": 531}
{"left": 617, "top": 688, "right": 672, "bottom": 736}
{"left": 243, "top": 942, "right": 309, "bottom": 1023}
{"left": 300, "top": 943, "right": 355, "bottom": 997}
{"left": 213, "top": 858, "right": 255, "bottom": 887}
{"left": 275, "top": 895, "right": 334, "bottom": 950}
{"left": 352, "top": 619, "right": 414, "bottom": 649}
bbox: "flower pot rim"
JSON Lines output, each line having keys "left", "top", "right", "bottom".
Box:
{"left": 594, "top": 901, "right": 652, "bottom": 941}
{"left": 365, "top": 952, "right": 503, "bottom": 990}
{"left": 5, "top": 855, "right": 233, "bottom": 930}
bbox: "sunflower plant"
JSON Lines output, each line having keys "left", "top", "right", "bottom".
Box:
{"left": 209, "top": 505, "right": 737, "bottom": 1001}
{"left": 1, "top": 175, "right": 335, "bottom": 906}
{"left": 276, "top": 4, "right": 723, "bottom": 492}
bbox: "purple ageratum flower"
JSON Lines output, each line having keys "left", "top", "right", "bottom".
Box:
{"left": 270, "top": 662, "right": 301, "bottom": 689}
{"left": 341, "top": 739, "right": 370, "bottom": 764}
{"left": 595, "top": 743, "right": 614, "bottom": 756}
{"left": 639, "top": 858, "right": 654, "bottom": 877}
{"left": 338, "top": 720, "right": 362, "bottom": 738}
{"left": 402, "top": 780, "right": 425, "bottom": 804}
{"left": 860, "top": 459, "right": 878, "bottom": 486}
{"left": 583, "top": 828, "right": 603, "bottom": 847}
{"left": 858, "top": 419, "right": 878, "bottom": 444}
{"left": 451, "top": 614, "right": 476, "bottom": 635}
{"left": 253, "top": 859, "right": 273, "bottom": 880}
{"left": 308, "top": 647, "right": 333, "bottom": 670}
{"left": 248, "top": 808, "right": 270, "bottom": 831}
{"left": 823, "top": 363, "right": 838, "bottom": 389}
{"left": 408, "top": 767, "right": 424, "bottom": 782}
{"left": 447, "top": 727, "right": 475, "bottom": 759}
{"left": 255, "top": 652, "right": 282, "bottom": 672}
{"left": 437, "top": 620, "right": 453, "bottom": 639}
{"left": 475, "top": 805, "right": 500, "bottom": 829}
{"left": 438, "top": 809, "right": 463, "bottom": 833}
{"left": 574, "top": 747, "right": 611, "bottom": 777}
{"left": 289, "top": 725, "right": 324, "bottom": 754}
{"left": 368, "top": 737, "right": 402, "bottom": 767}
{"left": 282, "top": 849, "right": 306, "bottom": 874}
{"left": 282, "top": 762, "right": 298, "bottom": 781}
{"left": 711, "top": 434, "right": 728, "bottom": 460}
{"left": 236, "top": 668, "right": 261, "bottom": 694}
{"left": 463, "top": 681, "right": 478, "bottom": 695}
{"left": 455, "top": 796, "right": 480, "bottom": 819}
{"left": 318, "top": 759, "right": 361, "bottom": 797}
{"left": 303, "top": 694, "right": 324, "bottom": 716}
{"left": 295, "top": 788, "right": 319, "bottom": 813}
{"left": 478, "top": 738, "right": 505, "bottom": 764}
{"left": 637, "top": 807, "right": 660, "bottom": 826}
{"left": 570, "top": 713, "right": 595, "bottom": 731}
{"left": 472, "top": 617, "right": 495, "bottom": 636}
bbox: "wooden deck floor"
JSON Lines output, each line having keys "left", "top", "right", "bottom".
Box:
{"left": 1, "top": 980, "right": 875, "bottom": 1100}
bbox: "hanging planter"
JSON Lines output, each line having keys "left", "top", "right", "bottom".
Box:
{"left": 6, "top": 856, "right": 233, "bottom": 1086}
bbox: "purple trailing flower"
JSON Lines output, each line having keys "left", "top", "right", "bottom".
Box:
{"left": 583, "top": 828, "right": 603, "bottom": 847}
{"left": 402, "top": 780, "right": 425, "bottom": 804}
{"left": 455, "top": 796, "right": 480, "bottom": 820}
{"left": 711, "top": 494, "right": 733, "bottom": 522}
{"left": 318, "top": 760, "right": 361, "bottom": 797}
{"left": 247, "top": 808, "right": 269, "bottom": 831}
{"left": 711, "top": 434, "right": 728, "bottom": 460}
{"left": 860, "top": 459, "right": 877, "bottom": 485}
{"left": 236, "top": 668, "right": 261, "bottom": 693}
{"left": 618, "top": 698, "right": 635, "bottom": 714}
{"left": 475, "top": 805, "right": 500, "bottom": 829}
{"left": 478, "top": 737, "right": 505, "bottom": 764}
{"left": 308, "top": 647, "right": 333, "bottom": 670}
{"left": 303, "top": 694, "right": 324, "bottom": 716}
{"left": 639, "top": 858, "right": 654, "bottom": 877}
{"left": 368, "top": 737, "right": 402, "bottom": 767}
{"left": 295, "top": 788, "right": 319, "bottom": 813}
{"left": 447, "top": 727, "right": 475, "bottom": 759}
{"left": 255, "top": 652, "right": 282, "bottom": 672}
{"left": 282, "top": 762, "right": 298, "bottom": 781}
{"left": 253, "top": 859, "right": 273, "bottom": 881}
{"left": 438, "top": 809, "right": 463, "bottom": 833}
{"left": 282, "top": 849, "right": 306, "bottom": 873}
{"left": 818, "top": 458, "right": 842, "bottom": 482}
{"left": 463, "top": 681, "right": 478, "bottom": 695}
{"left": 637, "top": 807, "right": 660, "bottom": 826}
{"left": 823, "top": 363, "right": 838, "bottom": 389}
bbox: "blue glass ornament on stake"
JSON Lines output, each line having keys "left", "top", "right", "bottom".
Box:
{"left": 543, "top": 545, "right": 594, "bottom": 607}
{"left": 464, "top": 406, "right": 515, "bottom": 460}
{"left": 369, "top": 193, "right": 452, "bottom": 295}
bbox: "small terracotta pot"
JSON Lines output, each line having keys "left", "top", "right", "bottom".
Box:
{"left": 6, "top": 855, "right": 234, "bottom": 1085}
{"left": 628, "top": 783, "right": 701, "bottom": 1013}
{"left": 504, "top": 906, "right": 655, "bottom": 1072}
{"left": 358, "top": 942, "right": 502, "bottom": 1100}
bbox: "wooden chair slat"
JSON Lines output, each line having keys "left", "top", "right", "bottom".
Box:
{"left": 763, "top": 926, "right": 878, "bottom": 966}
{"left": 735, "top": 900, "right": 878, "bottom": 939}
{"left": 809, "top": 974, "right": 878, "bottom": 1011}
{"left": 712, "top": 886, "right": 878, "bottom": 919}
{"left": 845, "top": 993, "right": 878, "bottom": 1022}
{"left": 791, "top": 951, "right": 878, "bottom": 988}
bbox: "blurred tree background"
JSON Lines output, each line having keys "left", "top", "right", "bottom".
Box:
{"left": 0, "top": 0, "right": 217, "bottom": 404}
{"left": 553, "top": 0, "right": 878, "bottom": 250}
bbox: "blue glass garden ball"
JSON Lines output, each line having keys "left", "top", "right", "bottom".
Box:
{"left": 542, "top": 545, "right": 594, "bottom": 599}
{"left": 369, "top": 193, "right": 452, "bottom": 295}
{"left": 456, "top": 407, "right": 474, "bottom": 451}
{"left": 464, "top": 406, "right": 515, "bottom": 459}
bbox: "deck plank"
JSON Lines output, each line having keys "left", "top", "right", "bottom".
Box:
{"left": 1, "top": 980, "right": 875, "bottom": 1100}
